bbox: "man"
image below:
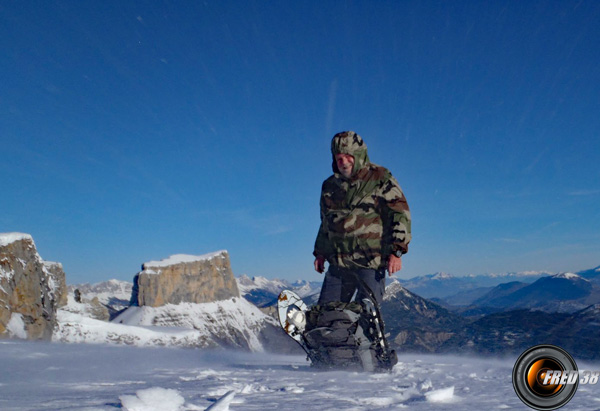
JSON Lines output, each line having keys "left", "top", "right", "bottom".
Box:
{"left": 313, "top": 131, "right": 411, "bottom": 307}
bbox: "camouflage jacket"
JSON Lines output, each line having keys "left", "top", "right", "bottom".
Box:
{"left": 313, "top": 131, "right": 411, "bottom": 270}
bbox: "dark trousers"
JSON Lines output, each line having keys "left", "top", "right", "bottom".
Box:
{"left": 318, "top": 265, "right": 386, "bottom": 307}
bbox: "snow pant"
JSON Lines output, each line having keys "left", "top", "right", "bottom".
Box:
{"left": 317, "top": 265, "right": 386, "bottom": 307}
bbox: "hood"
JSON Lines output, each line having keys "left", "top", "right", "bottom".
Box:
{"left": 330, "top": 131, "right": 370, "bottom": 178}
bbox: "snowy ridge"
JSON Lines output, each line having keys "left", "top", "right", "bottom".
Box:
{"left": 1, "top": 233, "right": 36, "bottom": 281}
{"left": 143, "top": 251, "right": 228, "bottom": 268}
{"left": 484, "top": 270, "right": 551, "bottom": 278}
{"left": 54, "top": 310, "right": 205, "bottom": 347}
{"left": 431, "top": 272, "right": 453, "bottom": 280}
{"left": 383, "top": 279, "right": 413, "bottom": 301}
{"left": 0, "top": 233, "right": 48, "bottom": 286}
{"left": 290, "top": 280, "right": 320, "bottom": 298}
{"left": 114, "top": 298, "right": 271, "bottom": 352}
{"left": 0, "top": 232, "right": 33, "bottom": 247}
{"left": 236, "top": 275, "right": 288, "bottom": 295}
{"left": 55, "top": 297, "right": 275, "bottom": 351}
{"left": 553, "top": 272, "right": 586, "bottom": 280}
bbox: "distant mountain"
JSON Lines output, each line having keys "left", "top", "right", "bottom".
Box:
{"left": 440, "top": 304, "right": 600, "bottom": 360}
{"left": 236, "top": 275, "right": 321, "bottom": 307}
{"left": 466, "top": 273, "right": 600, "bottom": 313}
{"left": 68, "top": 279, "right": 132, "bottom": 305}
{"left": 438, "top": 286, "right": 495, "bottom": 307}
{"left": 470, "top": 281, "right": 530, "bottom": 308}
{"left": 376, "top": 279, "right": 600, "bottom": 359}
{"left": 68, "top": 279, "right": 133, "bottom": 318}
{"left": 396, "top": 272, "right": 472, "bottom": 299}
{"left": 397, "top": 271, "right": 550, "bottom": 300}
{"left": 382, "top": 280, "right": 468, "bottom": 353}
{"left": 577, "top": 265, "right": 600, "bottom": 282}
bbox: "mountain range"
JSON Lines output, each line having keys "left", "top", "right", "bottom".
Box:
{"left": 66, "top": 264, "right": 600, "bottom": 359}
{"left": 396, "top": 270, "right": 553, "bottom": 300}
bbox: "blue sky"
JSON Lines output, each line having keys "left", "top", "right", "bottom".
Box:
{"left": 2, "top": 1, "right": 599, "bottom": 284}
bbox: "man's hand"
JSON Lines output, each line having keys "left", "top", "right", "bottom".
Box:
{"left": 388, "top": 254, "right": 402, "bottom": 275}
{"left": 314, "top": 255, "right": 326, "bottom": 273}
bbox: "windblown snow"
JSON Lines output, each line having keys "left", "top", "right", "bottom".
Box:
{"left": 2, "top": 340, "right": 599, "bottom": 410}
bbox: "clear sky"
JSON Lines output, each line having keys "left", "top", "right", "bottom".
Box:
{"left": 2, "top": 1, "right": 599, "bottom": 284}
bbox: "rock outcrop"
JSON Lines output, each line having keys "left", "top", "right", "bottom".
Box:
{"left": 130, "top": 251, "right": 240, "bottom": 307}
{"left": 44, "top": 261, "right": 68, "bottom": 308}
{"left": 0, "top": 233, "right": 67, "bottom": 340}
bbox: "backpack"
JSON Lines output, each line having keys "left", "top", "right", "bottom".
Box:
{"left": 303, "top": 300, "right": 396, "bottom": 372}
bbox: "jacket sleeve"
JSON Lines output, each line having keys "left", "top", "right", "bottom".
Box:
{"left": 313, "top": 185, "right": 335, "bottom": 258}
{"left": 379, "top": 174, "right": 411, "bottom": 255}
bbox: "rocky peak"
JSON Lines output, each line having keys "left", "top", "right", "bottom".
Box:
{"left": 131, "top": 250, "right": 240, "bottom": 307}
{"left": 0, "top": 233, "right": 67, "bottom": 340}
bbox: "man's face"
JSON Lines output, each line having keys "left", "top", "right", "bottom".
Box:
{"left": 335, "top": 153, "right": 355, "bottom": 178}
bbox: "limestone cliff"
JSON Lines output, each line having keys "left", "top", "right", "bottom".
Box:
{"left": 0, "top": 233, "right": 67, "bottom": 340}
{"left": 131, "top": 251, "right": 240, "bottom": 307}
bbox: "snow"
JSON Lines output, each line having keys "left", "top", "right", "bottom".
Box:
{"left": 2, "top": 340, "right": 600, "bottom": 410}
{"left": 236, "top": 275, "right": 288, "bottom": 295}
{"left": 0, "top": 232, "right": 33, "bottom": 247}
{"left": 54, "top": 310, "right": 204, "bottom": 347}
{"left": 120, "top": 387, "right": 186, "bottom": 411}
{"left": 431, "top": 272, "right": 453, "bottom": 280}
{"left": 205, "top": 390, "right": 236, "bottom": 411}
{"left": 143, "top": 251, "right": 228, "bottom": 269}
{"left": 554, "top": 272, "right": 584, "bottom": 280}
{"left": 56, "top": 297, "right": 273, "bottom": 351}
{"left": 6, "top": 313, "right": 27, "bottom": 339}
{"left": 425, "top": 386, "right": 456, "bottom": 403}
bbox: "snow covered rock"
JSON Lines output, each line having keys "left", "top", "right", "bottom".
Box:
{"left": 0, "top": 232, "right": 67, "bottom": 340}
{"left": 55, "top": 296, "right": 295, "bottom": 352}
{"left": 60, "top": 293, "right": 111, "bottom": 321}
{"left": 69, "top": 279, "right": 132, "bottom": 308}
{"left": 131, "top": 251, "right": 240, "bottom": 307}
{"left": 68, "top": 279, "right": 132, "bottom": 319}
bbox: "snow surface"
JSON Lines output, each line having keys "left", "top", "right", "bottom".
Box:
{"left": 0, "top": 232, "right": 33, "bottom": 247}
{"left": 2, "top": 340, "right": 600, "bottom": 410}
{"left": 143, "top": 251, "right": 228, "bottom": 268}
